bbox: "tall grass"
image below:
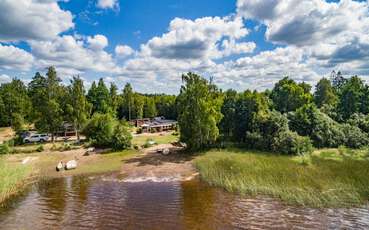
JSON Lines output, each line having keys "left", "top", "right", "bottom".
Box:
{"left": 0, "top": 158, "right": 32, "bottom": 204}
{"left": 195, "top": 149, "right": 369, "bottom": 207}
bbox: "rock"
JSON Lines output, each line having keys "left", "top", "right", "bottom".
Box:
{"left": 162, "top": 148, "right": 170, "bottom": 155}
{"left": 65, "top": 160, "right": 77, "bottom": 170}
{"left": 56, "top": 161, "right": 64, "bottom": 171}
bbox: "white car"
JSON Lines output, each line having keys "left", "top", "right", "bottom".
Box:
{"left": 23, "top": 134, "right": 49, "bottom": 143}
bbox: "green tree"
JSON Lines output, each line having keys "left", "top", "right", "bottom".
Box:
{"left": 337, "top": 76, "right": 365, "bottom": 120}
{"left": 271, "top": 77, "right": 312, "bottom": 113}
{"left": 33, "top": 67, "right": 64, "bottom": 141}
{"left": 0, "top": 79, "right": 31, "bottom": 129}
{"left": 176, "top": 73, "right": 223, "bottom": 150}
{"left": 109, "top": 83, "right": 120, "bottom": 117}
{"left": 314, "top": 78, "right": 338, "bottom": 108}
{"left": 144, "top": 97, "right": 157, "bottom": 118}
{"left": 66, "top": 76, "right": 90, "bottom": 141}
{"left": 234, "top": 90, "right": 269, "bottom": 142}
{"left": 219, "top": 89, "right": 238, "bottom": 140}
{"left": 120, "top": 83, "right": 134, "bottom": 120}
{"left": 132, "top": 93, "right": 145, "bottom": 119}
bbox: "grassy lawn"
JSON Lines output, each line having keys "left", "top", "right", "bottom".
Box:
{"left": 194, "top": 148, "right": 369, "bottom": 208}
{"left": 132, "top": 132, "right": 179, "bottom": 146}
{"left": 0, "top": 157, "right": 33, "bottom": 204}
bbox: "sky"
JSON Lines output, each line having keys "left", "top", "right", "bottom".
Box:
{"left": 0, "top": 0, "right": 368, "bottom": 94}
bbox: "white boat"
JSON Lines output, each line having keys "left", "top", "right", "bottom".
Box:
{"left": 65, "top": 160, "right": 77, "bottom": 170}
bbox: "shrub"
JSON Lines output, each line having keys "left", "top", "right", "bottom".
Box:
{"left": 0, "top": 143, "right": 10, "bottom": 154}
{"left": 36, "top": 145, "right": 44, "bottom": 152}
{"left": 288, "top": 104, "right": 345, "bottom": 148}
{"left": 347, "top": 113, "right": 369, "bottom": 134}
{"left": 83, "top": 113, "right": 116, "bottom": 148}
{"left": 83, "top": 113, "right": 132, "bottom": 150}
{"left": 272, "top": 130, "right": 313, "bottom": 155}
{"left": 112, "top": 122, "right": 132, "bottom": 150}
{"left": 341, "top": 124, "right": 369, "bottom": 149}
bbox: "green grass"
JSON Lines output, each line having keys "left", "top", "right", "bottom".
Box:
{"left": 132, "top": 133, "right": 178, "bottom": 146}
{"left": 194, "top": 148, "right": 369, "bottom": 208}
{"left": 0, "top": 157, "right": 33, "bottom": 204}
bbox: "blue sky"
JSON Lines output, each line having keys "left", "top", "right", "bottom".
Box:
{"left": 0, "top": 0, "right": 368, "bottom": 93}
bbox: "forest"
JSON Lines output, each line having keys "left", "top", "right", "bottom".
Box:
{"left": 1, "top": 67, "right": 369, "bottom": 154}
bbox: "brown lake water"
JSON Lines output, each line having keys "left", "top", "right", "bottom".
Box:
{"left": 0, "top": 175, "right": 369, "bottom": 230}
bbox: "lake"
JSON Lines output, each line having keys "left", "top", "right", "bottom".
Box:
{"left": 0, "top": 175, "right": 368, "bottom": 229}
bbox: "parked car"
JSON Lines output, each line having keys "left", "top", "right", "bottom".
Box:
{"left": 23, "top": 134, "right": 49, "bottom": 143}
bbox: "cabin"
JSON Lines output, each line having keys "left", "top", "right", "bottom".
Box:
{"left": 135, "top": 117, "right": 177, "bottom": 133}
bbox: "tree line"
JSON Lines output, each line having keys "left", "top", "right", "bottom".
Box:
{"left": 2, "top": 67, "right": 369, "bottom": 154}
{"left": 177, "top": 71, "right": 369, "bottom": 154}
{"left": 0, "top": 67, "right": 176, "bottom": 142}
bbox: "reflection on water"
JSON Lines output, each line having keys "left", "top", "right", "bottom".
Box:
{"left": 0, "top": 175, "right": 368, "bottom": 230}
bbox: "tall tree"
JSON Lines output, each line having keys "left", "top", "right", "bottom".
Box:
{"left": 33, "top": 67, "right": 64, "bottom": 141}
{"left": 176, "top": 72, "right": 223, "bottom": 150}
{"left": 337, "top": 76, "right": 365, "bottom": 120}
{"left": 219, "top": 89, "right": 238, "bottom": 140}
{"left": 0, "top": 79, "right": 30, "bottom": 130}
{"left": 121, "top": 83, "right": 134, "bottom": 120}
{"left": 144, "top": 97, "right": 157, "bottom": 118}
{"left": 109, "top": 83, "right": 120, "bottom": 117}
{"left": 271, "top": 77, "right": 312, "bottom": 113}
{"left": 66, "top": 76, "right": 89, "bottom": 140}
{"left": 314, "top": 78, "right": 338, "bottom": 108}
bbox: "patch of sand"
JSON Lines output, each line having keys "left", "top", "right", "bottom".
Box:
{"left": 120, "top": 144, "right": 198, "bottom": 182}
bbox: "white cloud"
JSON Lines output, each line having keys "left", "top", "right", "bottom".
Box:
{"left": 0, "top": 74, "right": 11, "bottom": 84}
{"left": 87, "top": 34, "right": 108, "bottom": 50}
{"left": 140, "top": 16, "right": 249, "bottom": 60}
{"left": 221, "top": 39, "right": 256, "bottom": 57}
{"left": 96, "top": 0, "right": 119, "bottom": 10}
{"left": 115, "top": 45, "right": 134, "bottom": 57}
{"left": 0, "top": 0, "right": 74, "bottom": 42}
{"left": 0, "top": 44, "right": 34, "bottom": 71}
{"left": 29, "top": 35, "right": 118, "bottom": 77}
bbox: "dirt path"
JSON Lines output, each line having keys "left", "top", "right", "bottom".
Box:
{"left": 119, "top": 144, "right": 198, "bottom": 182}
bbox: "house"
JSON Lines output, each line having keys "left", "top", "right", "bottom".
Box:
{"left": 139, "top": 117, "right": 177, "bottom": 133}
{"left": 129, "top": 118, "right": 151, "bottom": 127}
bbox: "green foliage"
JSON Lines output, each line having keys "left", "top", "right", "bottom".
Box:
{"left": 314, "top": 78, "right": 338, "bottom": 108}
{"left": 177, "top": 73, "right": 223, "bottom": 150}
{"left": 288, "top": 104, "right": 345, "bottom": 148}
{"left": 29, "top": 67, "right": 64, "bottom": 141}
{"left": 83, "top": 113, "right": 116, "bottom": 148}
{"left": 0, "top": 79, "right": 30, "bottom": 127}
{"left": 337, "top": 76, "right": 365, "bottom": 120}
{"left": 234, "top": 90, "right": 270, "bottom": 142}
{"left": 271, "top": 77, "right": 312, "bottom": 113}
{"left": 83, "top": 113, "right": 132, "bottom": 149}
{"left": 66, "top": 76, "right": 89, "bottom": 140}
{"left": 272, "top": 130, "right": 313, "bottom": 155}
{"left": 347, "top": 113, "right": 369, "bottom": 133}
{"left": 112, "top": 121, "right": 132, "bottom": 150}
{"left": 36, "top": 145, "right": 44, "bottom": 152}
{"left": 0, "top": 143, "right": 10, "bottom": 154}
{"left": 143, "top": 97, "right": 157, "bottom": 118}
{"left": 341, "top": 124, "right": 369, "bottom": 149}
{"left": 195, "top": 149, "right": 369, "bottom": 207}
{"left": 219, "top": 89, "right": 238, "bottom": 140}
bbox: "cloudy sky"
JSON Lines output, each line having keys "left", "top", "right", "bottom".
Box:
{"left": 0, "top": 0, "right": 368, "bottom": 93}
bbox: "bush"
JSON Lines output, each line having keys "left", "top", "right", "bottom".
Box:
{"left": 347, "top": 113, "right": 369, "bottom": 134}
{"left": 0, "top": 143, "right": 10, "bottom": 154}
{"left": 83, "top": 113, "right": 116, "bottom": 148}
{"left": 112, "top": 122, "right": 132, "bottom": 150}
{"left": 83, "top": 113, "right": 132, "bottom": 150}
{"left": 272, "top": 130, "right": 313, "bottom": 155}
{"left": 36, "top": 145, "right": 44, "bottom": 152}
{"left": 341, "top": 124, "right": 369, "bottom": 149}
{"left": 288, "top": 104, "right": 345, "bottom": 148}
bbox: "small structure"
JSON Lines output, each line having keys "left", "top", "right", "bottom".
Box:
{"left": 140, "top": 117, "right": 177, "bottom": 133}
{"left": 129, "top": 118, "right": 151, "bottom": 127}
